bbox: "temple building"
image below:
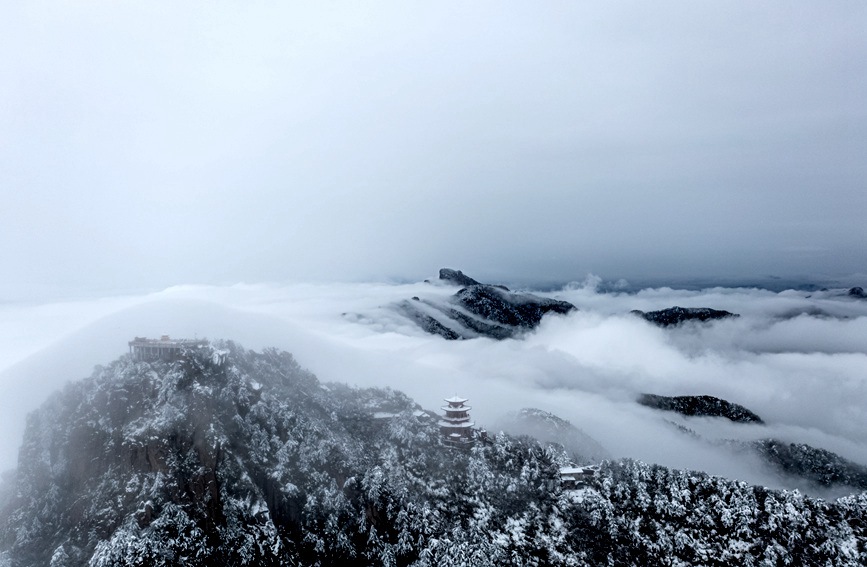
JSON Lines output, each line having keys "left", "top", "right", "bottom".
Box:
{"left": 128, "top": 336, "right": 208, "bottom": 362}
{"left": 439, "top": 395, "right": 475, "bottom": 447}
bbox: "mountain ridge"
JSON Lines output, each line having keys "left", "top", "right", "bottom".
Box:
{"left": 1, "top": 343, "right": 866, "bottom": 565}
{"left": 399, "top": 269, "right": 576, "bottom": 340}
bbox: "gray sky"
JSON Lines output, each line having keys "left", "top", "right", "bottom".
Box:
{"left": 2, "top": 2, "right": 865, "bottom": 297}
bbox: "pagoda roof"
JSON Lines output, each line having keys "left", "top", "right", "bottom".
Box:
{"left": 438, "top": 420, "right": 475, "bottom": 428}
{"left": 440, "top": 405, "right": 472, "bottom": 412}
{"left": 444, "top": 395, "right": 468, "bottom": 403}
{"left": 440, "top": 416, "right": 471, "bottom": 423}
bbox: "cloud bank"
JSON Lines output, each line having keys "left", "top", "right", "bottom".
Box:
{"left": 1, "top": 278, "right": 865, "bottom": 497}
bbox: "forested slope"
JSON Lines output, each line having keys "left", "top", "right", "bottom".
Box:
{"left": 0, "top": 343, "right": 864, "bottom": 566}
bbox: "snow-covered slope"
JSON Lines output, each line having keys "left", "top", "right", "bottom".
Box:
{"left": 1, "top": 344, "right": 866, "bottom": 566}
{"left": 0, "top": 298, "right": 314, "bottom": 473}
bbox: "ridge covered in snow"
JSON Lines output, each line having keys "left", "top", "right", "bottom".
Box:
{"left": 0, "top": 343, "right": 865, "bottom": 565}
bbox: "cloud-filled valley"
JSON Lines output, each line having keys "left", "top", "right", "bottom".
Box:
{"left": 2, "top": 2, "right": 865, "bottom": 561}
{"left": 2, "top": 274, "right": 865, "bottom": 497}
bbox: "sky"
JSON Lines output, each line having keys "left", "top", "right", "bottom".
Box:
{"left": 1, "top": 1, "right": 866, "bottom": 298}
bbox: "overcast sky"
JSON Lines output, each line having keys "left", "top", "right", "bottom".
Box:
{"left": 2, "top": 2, "right": 865, "bottom": 298}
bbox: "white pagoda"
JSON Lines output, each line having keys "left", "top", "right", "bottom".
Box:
{"left": 439, "top": 395, "right": 475, "bottom": 447}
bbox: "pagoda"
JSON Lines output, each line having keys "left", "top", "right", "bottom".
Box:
{"left": 439, "top": 395, "right": 475, "bottom": 447}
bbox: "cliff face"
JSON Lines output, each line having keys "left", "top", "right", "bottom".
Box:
{"left": 2, "top": 344, "right": 866, "bottom": 566}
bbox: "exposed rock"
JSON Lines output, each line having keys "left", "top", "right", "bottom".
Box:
{"left": 400, "top": 269, "right": 576, "bottom": 340}
{"left": 848, "top": 287, "right": 866, "bottom": 298}
{"left": 397, "top": 300, "right": 462, "bottom": 340}
{"left": 438, "top": 268, "right": 481, "bottom": 287}
{"left": 632, "top": 306, "right": 738, "bottom": 327}
{"left": 638, "top": 394, "right": 764, "bottom": 424}
{"left": 431, "top": 303, "right": 514, "bottom": 340}
{"left": 438, "top": 268, "right": 510, "bottom": 291}
{"left": 454, "top": 285, "right": 574, "bottom": 330}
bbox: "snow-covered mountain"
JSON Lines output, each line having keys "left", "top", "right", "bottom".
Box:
{"left": 1, "top": 343, "right": 866, "bottom": 565}
{"left": 394, "top": 269, "right": 576, "bottom": 340}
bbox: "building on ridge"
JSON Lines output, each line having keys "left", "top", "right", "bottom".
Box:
{"left": 439, "top": 395, "right": 475, "bottom": 448}
{"left": 128, "top": 335, "right": 208, "bottom": 362}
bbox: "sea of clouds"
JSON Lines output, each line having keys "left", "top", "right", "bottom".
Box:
{"left": 1, "top": 275, "right": 866, "bottom": 496}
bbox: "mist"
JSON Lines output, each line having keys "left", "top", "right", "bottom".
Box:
{"left": 1, "top": 1, "right": 866, "bottom": 504}
{"left": 1, "top": 277, "right": 865, "bottom": 497}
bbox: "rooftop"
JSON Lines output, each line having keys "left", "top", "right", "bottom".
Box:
{"left": 440, "top": 405, "right": 472, "bottom": 412}
{"left": 444, "top": 395, "right": 468, "bottom": 404}
{"left": 438, "top": 420, "right": 475, "bottom": 429}
{"left": 129, "top": 335, "right": 207, "bottom": 347}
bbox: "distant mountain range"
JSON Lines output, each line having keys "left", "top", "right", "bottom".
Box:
{"left": 395, "top": 268, "right": 752, "bottom": 340}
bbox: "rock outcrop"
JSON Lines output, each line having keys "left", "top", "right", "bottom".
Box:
{"left": 438, "top": 268, "right": 482, "bottom": 287}
{"left": 400, "top": 269, "right": 576, "bottom": 340}
{"left": 632, "top": 306, "right": 738, "bottom": 327}
{"left": 638, "top": 394, "right": 764, "bottom": 424}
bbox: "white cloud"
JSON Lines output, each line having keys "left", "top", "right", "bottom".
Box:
{"left": 1, "top": 280, "right": 866, "bottom": 496}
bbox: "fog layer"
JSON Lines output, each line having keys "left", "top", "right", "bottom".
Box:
{"left": 1, "top": 278, "right": 865, "bottom": 496}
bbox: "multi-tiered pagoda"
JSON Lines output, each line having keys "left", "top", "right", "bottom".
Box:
{"left": 439, "top": 395, "right": 475, "bottom": 447}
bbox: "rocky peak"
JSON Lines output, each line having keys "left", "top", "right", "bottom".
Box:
{"left": 399, "top": 269, "right": 576, "bottom": 340}
{"left": 438, "top": 268, "right": 481, "bottom": 287}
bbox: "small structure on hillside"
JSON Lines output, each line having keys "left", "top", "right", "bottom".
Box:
{"left": 559, "top": 465, "right": 598, "bottom": 489}
{"left": 128, "top": 336, "right": 207, "bottom": 362}
{"left": 439, "top": 395, "right": 475, "bottom": 448}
